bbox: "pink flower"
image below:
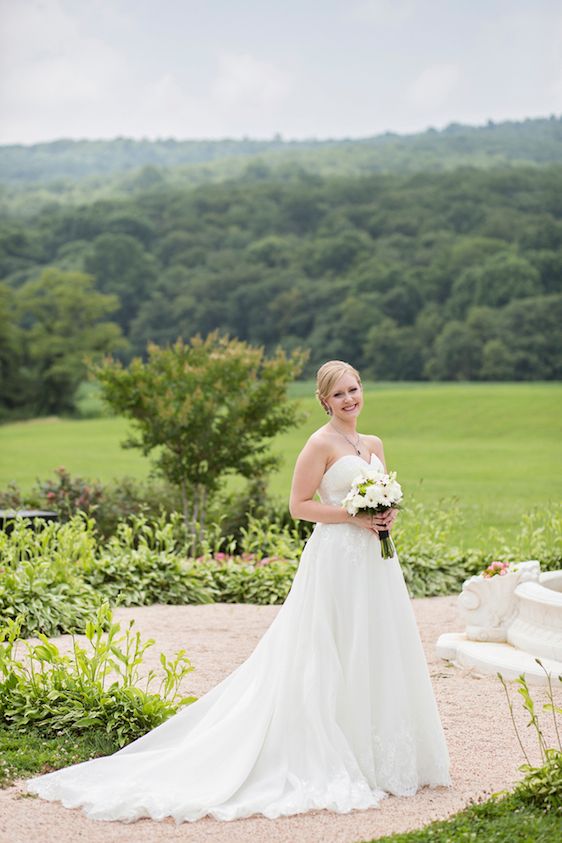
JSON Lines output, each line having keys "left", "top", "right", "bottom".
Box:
{"left": 482, "top": 559, "right": 512, "bottom": 578}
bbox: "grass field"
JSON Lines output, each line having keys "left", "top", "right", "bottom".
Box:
{"left": 1, "top": 383, "right": 560, "bottom": 546}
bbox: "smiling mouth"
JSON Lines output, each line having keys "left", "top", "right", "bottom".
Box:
{"left": 343, "top": 404, "right": 358, "bottom": 411}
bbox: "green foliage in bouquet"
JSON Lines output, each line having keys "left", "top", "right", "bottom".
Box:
{"left": 0, "top": 604, "right": 196, "bottom": 748}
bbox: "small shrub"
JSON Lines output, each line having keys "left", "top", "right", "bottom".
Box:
{"left": 512, "top": 749, "right": 562, "bottom": 813}
{"left": 88, "top": 551, "right": 216, "bottom": 607}
{"left": 488, "top": 508, "right": 562, "bottom": 571}
{"left": 38, "top": 467, "right": 105, "bottom": 521}
{"left": 0, "top": 482, "right": 27, "bottom": 510}
{"left": 0, "top": 470, "right": 184, "bottom": 539}
{"left": 0, "top": 604, "right": 196, "bottom": 748}
{"left": 211, "top": 476, "right": 313, "bottom": 547}
{"left": 95, "top": 476, "right": 183, "bottom": 537}
{"left": 198, "top": 558, "right": 297, "bottom": 604}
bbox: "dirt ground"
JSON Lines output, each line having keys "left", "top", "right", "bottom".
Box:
{"left": 2, "top": 596, "right": 560, "bottom": 843}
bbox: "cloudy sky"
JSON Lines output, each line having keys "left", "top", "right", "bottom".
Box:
{"left": 0, "top": 0, "right": 561, "bottom": 145}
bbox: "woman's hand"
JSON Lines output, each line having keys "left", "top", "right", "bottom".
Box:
{"left": 352, "top": 513, "right": 380, "bottom": 533}
{"left": 351, "top": 508, "right": 398, "bottom": 534}
{"left": 378, "top": 508, "right": 398, "bottom": 532}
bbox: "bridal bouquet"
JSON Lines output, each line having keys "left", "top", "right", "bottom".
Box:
{"left": 341, "top": 466, "right": 403, "bottom": 559}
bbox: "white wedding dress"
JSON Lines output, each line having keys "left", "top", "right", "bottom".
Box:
{"left": 27, "top": 453, "right": 451, "bottom": 823}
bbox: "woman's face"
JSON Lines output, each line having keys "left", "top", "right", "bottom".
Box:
{"left": 325, "top": 373, "right": 363, "bottom": 421}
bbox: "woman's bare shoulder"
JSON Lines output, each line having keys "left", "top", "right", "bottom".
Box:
{"left": 291, "top": 428, "right": 333, "bottom": 488}
{"left": 301, "top": 426, "right": 333, "bottom": 458}
{"left": 363, "top": 433, "right": 383, "bottom": 446}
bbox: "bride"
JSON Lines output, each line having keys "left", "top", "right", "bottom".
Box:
{"left": 26, "top": 360, "right": 451, "bottom": 823}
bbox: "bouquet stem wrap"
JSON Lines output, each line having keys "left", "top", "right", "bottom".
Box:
{"left": 376, "top": 528, "right": 396, "bottom": 560}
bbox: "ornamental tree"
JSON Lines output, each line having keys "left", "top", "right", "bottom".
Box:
{"left": 93, "top": 332, "right": 307, "bottom": 543}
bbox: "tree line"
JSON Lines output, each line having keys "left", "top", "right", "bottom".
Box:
{"left": 1, "top": 117, "right": 560, "bottom": 218}
{"left": 1, "top": 162, "right": 561, "bottom": 418}
{"left": 2, "top": 117, "right": 560, "bottom": 186}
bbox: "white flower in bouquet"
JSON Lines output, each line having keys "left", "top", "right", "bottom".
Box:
{"left": 364, "top": 484, "right": 386, "bottom": 507}
{"left": 341, "top": 466, "right": 403, "bottom": 559}
{"left": 352, "top": 492, "right": 366, "bottom": 511}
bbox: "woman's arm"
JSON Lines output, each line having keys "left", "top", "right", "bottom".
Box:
{"left": 289, "top": 439, "right": 381, "bottom": 532}
{"left": 289, "top": 440, "right": 353, "bottom": 524}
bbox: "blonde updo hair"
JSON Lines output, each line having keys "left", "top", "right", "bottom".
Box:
{"left": 315, "top": 360, "right": 362, "bottom": 414}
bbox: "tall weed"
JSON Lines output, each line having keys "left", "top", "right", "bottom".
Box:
{"left": 497, "top": 661, "right": 562, "bottom": 814}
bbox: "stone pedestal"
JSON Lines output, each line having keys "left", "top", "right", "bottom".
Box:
{"left": 457, "top": 560, "right": 540, "bottom": 642}
{"left": 436, "top": 561, "right": 562, "bottom": 685}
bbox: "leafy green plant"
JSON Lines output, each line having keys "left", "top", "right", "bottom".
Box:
{"left": 236, "top": 514, "right": 304, "bottom": 561}
{"left": 88, "top": 550, "right": 216, "bottom": 607}
{"left": 0, "top": 515, "right": 102, "bottom": 638}
{"left": 0, "top": 481, "right": 29, "bottom": 510}
{"left": 497, "top": 661, "right": 562, "bottom": 814}
{"left": 0, "top": 604, "right": 196, "bottom": 747}
{"left": 489, "top": 508, "right": 562, "bottom": 571}
{"left": 95, "top": 476, "right": 183, "bottom": 537}
{"left": 1, "top": 506, "right": 560, "bottom": 638}
{"left": 198, "top": 558, "right": 297, "bottom": 604}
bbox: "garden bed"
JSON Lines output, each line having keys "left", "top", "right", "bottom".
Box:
{"left": 2, "top": 596, "right": 561, "bottom": 843}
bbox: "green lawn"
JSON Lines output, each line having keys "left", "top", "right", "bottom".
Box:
{"left": 1, "top": 383, "right": 560, "bottom": 545}
{"left": 275, "top": 382, "right": 562, "bottom": 541}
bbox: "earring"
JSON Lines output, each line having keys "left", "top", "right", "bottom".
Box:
{"left": 325, "top": 405, "right": 332, "bottom": 416}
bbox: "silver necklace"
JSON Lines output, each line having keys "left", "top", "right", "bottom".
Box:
{"left": 330, "top": 422, "right": 362, "bottom": 455}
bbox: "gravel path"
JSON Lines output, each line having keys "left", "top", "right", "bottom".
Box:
{"left": 2, "top": 596, "right": 561, "bottom": 843}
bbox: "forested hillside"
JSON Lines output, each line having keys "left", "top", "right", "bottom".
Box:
{"left": 1, "top": 118, "right": 560, "bottom": 419}
{"left": 1, "top": 117, "right": 561, "bottom": 217}
{"left": 3, "top": 117, "right": 561, "bottom": 184}
{"left": 1, "top": 149, "right": 560, "bottom": 417}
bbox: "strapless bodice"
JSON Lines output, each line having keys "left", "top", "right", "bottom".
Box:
{"left": 318, "top": 453, "right": 384, "bottom": 506}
